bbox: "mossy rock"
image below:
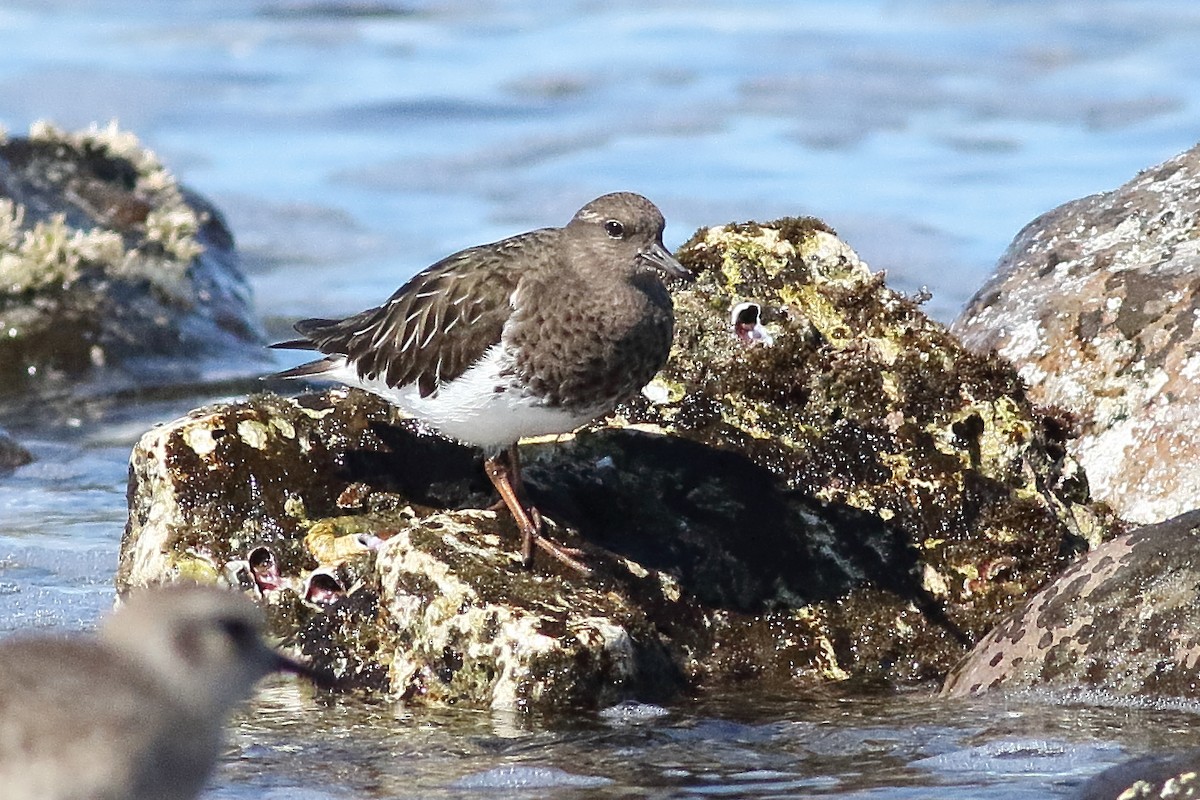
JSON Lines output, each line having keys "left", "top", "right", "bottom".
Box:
{"left": 618, "top": 220, "right": 1116, "bottom": 645}
{"left": 118, "top": 218, "right": 1117, "bottom": 711}
{"left": 0, "top": 121, "right": 265, "bottom": 411}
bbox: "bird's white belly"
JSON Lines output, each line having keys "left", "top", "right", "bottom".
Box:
{"left": 320, "top": 345, "right": 599, "bottom": 450}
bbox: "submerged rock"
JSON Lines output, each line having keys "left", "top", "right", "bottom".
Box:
{"left": 0, "top": 121, "right": 265, "bottom": 414}
{"left": 119, "top": 218, "right": 1112, "bottom": 710}
{"left": 942, "top": 510, "right": 1200, "bottom": 699}
{"left": 1073, "top": 750, "right": 1200, "bottom": 800}
{"left": 953, "top": 143, "right": 1200, "bottom": 524}
{"left": 0, "top": 428, "right": 31, "bottom": 471}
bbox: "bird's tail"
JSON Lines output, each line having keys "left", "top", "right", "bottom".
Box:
{"left": 270, "top": 356, "right": 343, "bottom": 381}
{"left": 268, "top": 320, "right": 346, "bottom": 380}
{"left": 270, "top": 338, "right": 316, "bottom": 351}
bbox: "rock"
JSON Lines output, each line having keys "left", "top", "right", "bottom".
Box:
{"left": 953, "top": 144, "right": 1200, "bottom": 524}
{"left": 941, "top": 510, "right": 1200, "bottom": 699}
{"left": 0, "top": 428, "right": 31, "bottom": 470}
{"left": 119, "top": 219, "right": 1113, "bottom": 711}
{"left": 621, "top": 219, "right": 1111, "bottom": 647}
{"left": 1073, "top": 751, "right": 1200, "bottom": 800}
{"left": 0, "top": 121, "right": 266, "bottom": 414}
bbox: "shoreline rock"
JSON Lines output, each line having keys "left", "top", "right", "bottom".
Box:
{"left": 0, "top": 428, "right": 31, "bottom": 471}
{"left": 953, "top": 143, "right": 1200, "bottom": 524}
{"left": 0, "top": 121, "right": 267, "bottom": 418}
{"left": 942, "top": 509, "right": 1200, "bottom": 700}
{"left": 1073, "top": 750, "right": 1200, "bottom": 800}
{"left": 119, "top": 218, "right": 1114, "bottom": 711}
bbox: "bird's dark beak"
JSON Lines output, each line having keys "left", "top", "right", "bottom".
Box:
{"left": 273, "top": 651, "right": 340, "bottom": 689}
{"left": 640, "top": 240, "right": 692, "bottom": 281}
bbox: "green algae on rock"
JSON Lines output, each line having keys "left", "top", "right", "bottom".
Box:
{"left": 119, "top": 218, "right": 1115, "bottom": 710}
{"left": 0, "top": 121, "right": 264, "bottom": 408}
{"left": 617, "top": 219, "right": 1114, "bottom": 665}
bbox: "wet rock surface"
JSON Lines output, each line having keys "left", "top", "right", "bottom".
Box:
{"left": 942, "top": 510, "right": 1200, "bottom": 699}
{"left": 0, "top": 428, "right": 31, "bottom": 471}
{"left": 0, "top": 122, "right": 265, "bottom": 416}
{"left": 1073, "top": 750, "right": 1200, "bottom": 800}
{"left": 953, "top": 143, "right": 1200, "bottom": 524}
{"left": 119, "top": 219, "right": 1113, "bottom": 711}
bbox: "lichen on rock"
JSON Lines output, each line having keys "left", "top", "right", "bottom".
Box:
{"left": 619, "top": 218, "right": 1113, "bottom": 646}
{"left": 0, "top": 120, "right": 265, "bottom": 407}
{"left": 118, "top": 216, "right": 1115, "bottom": 711}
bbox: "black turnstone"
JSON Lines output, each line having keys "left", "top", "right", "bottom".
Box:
{"left": 0, "top": 584, "right": 314, "bottom": 800}
{"left": 272, "top": 192, "right": 690, "bottom": 573}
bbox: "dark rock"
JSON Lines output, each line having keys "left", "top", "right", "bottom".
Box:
{"left": 953, "top": 143, "right": 1200, "bottom": 524}
{"left": 0, "top": 121, "right": 266, "bottom": 414}
{"left": 119, "top": 219, "right": 1114, "bottom": 711}
{"left": 0, "top": 428, "right": 31, "bottom": 470}
{"left": 1073, "top": 751, "right": 1200, "bottom": 800}
{"left": 942, "top": 510, "right": 1200, "bottom": 699}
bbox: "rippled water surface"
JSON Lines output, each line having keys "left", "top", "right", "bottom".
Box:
{"left": 212, "top": 687, "right": 1200, "bottom": 799}
{"left": 3, "top": 1, "right": 1200, "bottom": 797}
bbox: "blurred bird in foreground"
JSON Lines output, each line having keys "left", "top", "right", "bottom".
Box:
{"left": 0, "top": 583, "right": 314, "bottom": 800}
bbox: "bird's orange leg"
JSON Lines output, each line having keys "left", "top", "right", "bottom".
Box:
{"left": 483, "top": 445, "right": 589, "bottom": 575}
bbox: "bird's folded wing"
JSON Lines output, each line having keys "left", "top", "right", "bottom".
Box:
{"left": 288, "top": 238, "right": 543, "bottom": 398}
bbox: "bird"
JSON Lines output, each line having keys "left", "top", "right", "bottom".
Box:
{"left": 271, "top": 192, "right": 690, "bottom": 574}
{"left": 0, "top": 583, "right": 314, "bottom": 800}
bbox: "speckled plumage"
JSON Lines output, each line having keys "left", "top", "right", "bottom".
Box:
{"left": 274, "top": 192, "right": 689, "bottom": 571}
{"left": 275, "top": 192, "right": 685, "bottom": 446}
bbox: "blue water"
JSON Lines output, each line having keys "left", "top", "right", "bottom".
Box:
{"left": 4, "top": 0, "right": 1199, "bottom": 323}
{"left": 3, "top": 1, "right": 1200, "bottom": 796}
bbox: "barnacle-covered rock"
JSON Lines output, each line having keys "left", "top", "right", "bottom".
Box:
{"left": 618, "top": 219, "right": 1114, "bottom": 648}
{"left": 118, "top": 218, "right": 1114, "bottom": 710}
{"left": 1072, "top": 749, "right": 1200, "bottom": 800}
{"left": 0, "top": 121, "right": 265, "bottom": 411}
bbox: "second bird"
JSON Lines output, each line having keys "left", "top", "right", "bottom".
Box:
{"left": 0, "top": 583, "right": 313, "bottom": 800}
{"left": 274, "top": 192, "right": 689, "bottom": 573}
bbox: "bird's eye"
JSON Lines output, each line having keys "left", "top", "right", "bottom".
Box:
{"left": 604, "top": 219, "right": 625, "bottom": 238}
{"left": 219, "top": 618, "right": 257, "bottom": 648}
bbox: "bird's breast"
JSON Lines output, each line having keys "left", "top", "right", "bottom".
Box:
{"left": 504, "top": 277, "right": 675, "bottom": 413}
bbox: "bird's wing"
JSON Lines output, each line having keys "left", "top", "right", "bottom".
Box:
{"left": 284, "top": 233, "right": 551, "bottom": 398}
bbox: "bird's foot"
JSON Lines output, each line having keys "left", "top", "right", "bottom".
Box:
{"left": 484, "top": 447, "right": 590, "bottom": 576}
{"left": 521, "top": 506, "right": 590, "bottom": 575}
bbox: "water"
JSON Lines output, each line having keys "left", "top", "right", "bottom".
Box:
{"left": 207, "top": 688, "right": 1200, "bottom": 798}
{"left": 2, "top": 1, "right": 1200, "bottom": 796}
